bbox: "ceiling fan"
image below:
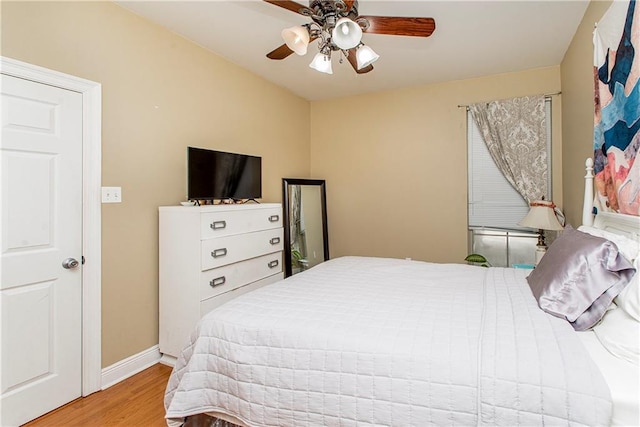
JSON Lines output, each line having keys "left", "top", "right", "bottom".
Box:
{"left": 264, "top": 0, "right": 436, "bottom": 74}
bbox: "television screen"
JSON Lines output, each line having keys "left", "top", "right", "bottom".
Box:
{"left": 187, "top": 147, "right": 262, "bottom": 200}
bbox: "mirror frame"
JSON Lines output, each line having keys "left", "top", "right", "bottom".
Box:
{"left": 282, "top": 178, "right": 329, "bottom": 277}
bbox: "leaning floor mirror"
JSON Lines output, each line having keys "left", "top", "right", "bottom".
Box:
{"left": 282, "top": 178, "right": 330, "bottom": 277}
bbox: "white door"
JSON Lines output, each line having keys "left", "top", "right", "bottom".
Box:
{"left": 0, "top": 74, "right": 83, "bottom": 426}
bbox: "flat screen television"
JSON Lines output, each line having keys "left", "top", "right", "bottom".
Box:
{"left": 187, "top": 147, "right": 262, "bottom": 201}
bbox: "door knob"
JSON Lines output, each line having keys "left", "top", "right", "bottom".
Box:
{"left": 62, "top": 258, "right": 79, "bottom": 269}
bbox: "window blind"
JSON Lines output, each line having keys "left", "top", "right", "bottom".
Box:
{"left": 467, "top": 101, "right": 551, "bottom": 230}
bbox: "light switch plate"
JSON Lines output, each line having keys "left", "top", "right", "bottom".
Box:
{"left": 102, "top": 186, "right": 122, "bottom": 203}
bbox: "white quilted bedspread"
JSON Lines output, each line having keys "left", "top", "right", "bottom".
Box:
{"left": 165, "top": 257, "right": 612, "bottom": 426}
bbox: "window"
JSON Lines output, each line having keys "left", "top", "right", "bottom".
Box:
{"left": 467, "top": 100, "right": 552, "bottom": 267}
{"left": 469, "top": 229, "right": 537, "bottom": 267}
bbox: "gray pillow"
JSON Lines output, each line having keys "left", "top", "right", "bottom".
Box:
{"left": 527, "top": 225, "right": 636, "bottom": 331}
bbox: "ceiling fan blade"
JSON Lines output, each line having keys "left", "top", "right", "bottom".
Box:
{"left": 346, "top": 49, "right": 373, "bottom": 74}
{"left": 359, "top": 16, "right": 436, "bottom": 37}
{"left": 266, "top": 35, "right": 318, "bottom": 60}
{"left": 266, "top": 44, "right": 294, "bottom": 60}
{"left": 344, "top": 0, "right": 356, "bottom": 12}
{"left": 263, "top": 0, "right": 310, "bottom": 16}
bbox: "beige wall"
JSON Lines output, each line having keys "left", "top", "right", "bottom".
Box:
{"left": 310, "top": 67, "right": 562, "bottom": 263}
{"left": 561, "top": 0, "right": 612, "bottom": 227}
{"left": 1, "top": 1, "right": 311, "bottom": 367}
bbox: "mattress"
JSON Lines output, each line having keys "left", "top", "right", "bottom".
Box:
{"left": 165, "top": 256, "right": 612, "bottom": 426}
{"left": 577, "top": 330, "right": 640, "bottom": 426}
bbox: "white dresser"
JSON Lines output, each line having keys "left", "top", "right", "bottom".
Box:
{"left": 159, "top": 203, "right": 284, "bottom": 359}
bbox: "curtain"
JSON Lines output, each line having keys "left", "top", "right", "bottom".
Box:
{"left": 469, "top": 95, "right": 547, "bottom": 203}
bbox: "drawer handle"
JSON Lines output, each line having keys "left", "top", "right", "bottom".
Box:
{"left": 210, "top": 220, "right": 227, "bottom": 230}
{"left": 269, "top": 237, "right": 280, "bottom": 245}
{"left": 209, "top": 276, "right": 226, "bottom": 287}
{"left": 268, "top": 215, "right": 280, "bottom": 222}
{"left": 268, "top": 259, "right": 279, "bottom": 269}
{"left": 211, "top": 248, "right": 227, "bottom": 258}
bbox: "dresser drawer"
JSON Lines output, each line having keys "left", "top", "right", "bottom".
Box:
{"left": 200, "top": 272, "right": 284, "bottom": 317}
{"left": 200, "top": 206, "right": 282, "bottom": 239}
{"left": 201, "top": 228, "right": 283, "bottom": 270}
{"left": 201, "top": 252, "right": 282, "bottom": 301}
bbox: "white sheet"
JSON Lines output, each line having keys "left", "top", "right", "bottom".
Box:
{"left": 578, "top": 330, "right": 640, "bottom": 426}
{"left": 165, "top": 256, "right": 612, "bottom": 426}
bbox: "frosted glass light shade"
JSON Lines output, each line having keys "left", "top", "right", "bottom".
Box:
{"left": 356, "top": 45, "right": 379, "bottom": 69}
{"left": 518, "top": 200, "right": 564, "bottom": 231}
{"left": 282, "top": 25, "right": 310, "bottom": 56}
{"left": 331, "top": 17, "right": 362, "bottom": 49}
{"left": 309, "top": 52, "right": 333, "bottom": 74}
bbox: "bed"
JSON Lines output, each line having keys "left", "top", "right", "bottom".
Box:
{"left": 165, "top": 159, "right": 640, "bottom": 426}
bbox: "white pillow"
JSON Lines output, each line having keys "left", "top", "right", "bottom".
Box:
{"left": 593, "top": 306, "right": 640, "bottom": 365}
{"left": 615, "top": 257, "right": 640, "bottom": 321}
{"left": 578, "top": 225, "right": 640, "bottom": 320}
{"left": 577, "top": 225, "right": 640, "bottom": 262}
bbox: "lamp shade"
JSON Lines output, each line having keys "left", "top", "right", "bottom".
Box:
{"left": 356, "top": 45, "right": 379, "bottom": 69}
{"left": 309, "top": 52, "right": 333, "bottom": 74}
{"left": 282, "top": 25, "right": 310, "bottom": 56}
{"left": 331, "top": 17, "right": 362, "bottom": 49}
{"left": 518, "top": 200, "right": 564, "bottom": 231}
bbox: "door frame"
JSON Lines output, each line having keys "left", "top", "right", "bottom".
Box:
{"left": 1, "top": 56, "right": 103, "bottom": 395}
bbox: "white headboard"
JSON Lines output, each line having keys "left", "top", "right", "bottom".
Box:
{"left": 583, "top": 157, "right": 640, "bottom": 239}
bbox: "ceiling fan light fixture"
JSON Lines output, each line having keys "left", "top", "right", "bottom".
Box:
{"left": 281, "top": 25, "right": 310, "bottom": 56}
{"left": 356, "top": 44, "right": 379, "bottom": 69}
{"left": 331, "top": 17, "right": 362, "bottom": 50}
{"left": 309, "top": 52, "right": 333, "bottom": 74}
{"left": 265, "top": 1, "right": 436, "bottom": 75}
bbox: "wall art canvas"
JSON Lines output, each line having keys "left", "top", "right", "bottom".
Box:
{"left": 593, "top": 0, "right": 639, "bottom": 216}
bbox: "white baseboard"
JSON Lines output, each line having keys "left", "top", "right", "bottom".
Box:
{"left": 159, "top": 353, "right": 177, "bottom": 367}
{"left": 101, "top": 345, "right": 161, "bottom": 390}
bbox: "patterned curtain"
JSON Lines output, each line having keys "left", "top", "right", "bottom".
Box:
{"left": 469, "top": 95, "right": 547, "bottom": 202}
{"left": 593, "top": 0, "right": 639, "bottom": 216}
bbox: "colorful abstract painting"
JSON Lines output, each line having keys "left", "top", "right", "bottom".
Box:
{"left": 593, "top": 0, "right": 639, "bottom": 216}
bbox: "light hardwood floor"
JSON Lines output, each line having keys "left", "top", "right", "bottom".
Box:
{"left": 24, "top": 363, "right": 173, "bottom": 426}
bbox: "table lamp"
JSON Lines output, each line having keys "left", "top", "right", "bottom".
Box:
{"left": 518, "top": 199, "right": 564, "bottom": 264}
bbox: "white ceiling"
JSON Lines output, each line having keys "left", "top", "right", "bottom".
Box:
{"left": 116, "top": 0, "right": 589, "bottom": 101}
